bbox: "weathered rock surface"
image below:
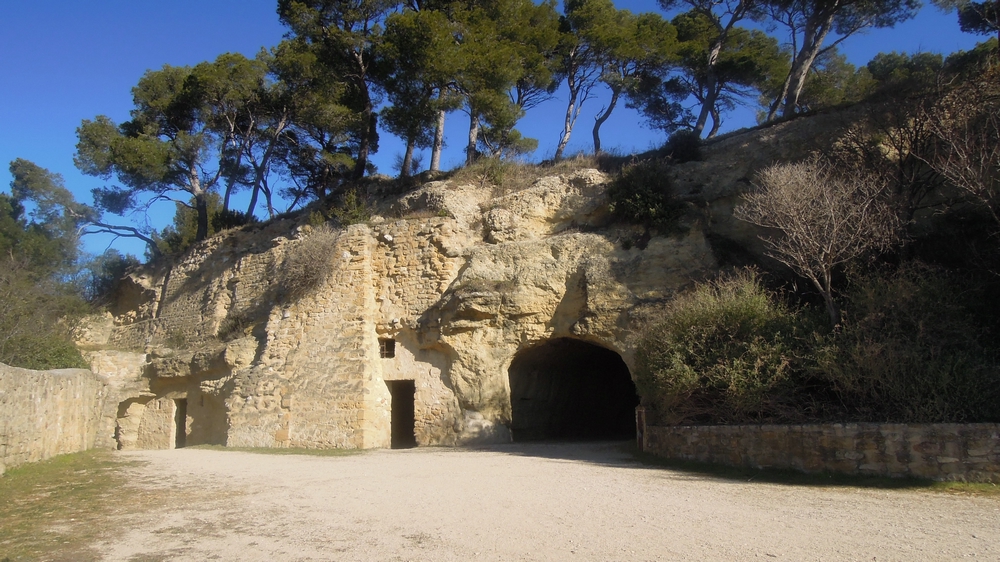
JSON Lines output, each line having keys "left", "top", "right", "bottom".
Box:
{"left": 83, "top": 110, "right": 853, "bottom": 450}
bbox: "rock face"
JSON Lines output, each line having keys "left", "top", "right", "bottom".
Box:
{"left": 87, "top": 110, "right": 854, "bottom": 450}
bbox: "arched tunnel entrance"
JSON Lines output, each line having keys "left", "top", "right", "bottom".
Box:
{"left": 507, "top": 338, "right": 639, "bottom": 441}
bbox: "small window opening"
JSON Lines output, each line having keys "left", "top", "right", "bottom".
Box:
{"left": 379, "top": 338, "right": 396, "bottom": 359}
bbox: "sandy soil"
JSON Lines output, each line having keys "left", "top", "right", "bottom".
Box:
{"left": 97, "top": 442, "right": 999, "bottom": 561}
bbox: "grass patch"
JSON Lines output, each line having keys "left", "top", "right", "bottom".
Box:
{"left": 188, "top": 444, "right": 365, "bottom": 457}
{"left": 446, "top": 152, "right": 626, "bottom": 198}
{"left": 622, "top": 443, "right": 1000, "bottom": 496}
{"left": 0, "top": 450, "right": 135, "bottom": 561}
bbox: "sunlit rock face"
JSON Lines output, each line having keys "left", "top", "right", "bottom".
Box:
{"left": 88, "top": 110, "right": 851, "bottom": 449}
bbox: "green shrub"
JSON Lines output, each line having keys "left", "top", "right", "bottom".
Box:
{"left": 212, "top": 208, "right": 258, "bottom": 231}
{"left": 606, "top": 159, "right": 686, "bottom": 229}
{"left": 331, "top": 189, "right": 372, "bottom": 226}
{"left": 1, "top": 333, "right": 88, "bottom": 370}
{"left": 635, "top": 270, "right": 818, "bottom": 425}
{"left": 0, "top": 261, "right": 89, "bottom": 369}
{"left": 476, "top": 157, "right": 514, "bottom": 190}
{"left": 661, "top": 129, "right": 702, "bottom": 163}
{"left": 816, "top": 262, "right": 1000, "bottom": 422}
{"left": 635, "top": 264, "right": 1000, "bottom": 425}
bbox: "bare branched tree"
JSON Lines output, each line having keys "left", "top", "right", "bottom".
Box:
{"left": 735, "top": 156, "right": 900, "bottom": 326}
{"left": 833, "top": 96, "right": 948, "bottom": 226}
{"left": 926, "top": 67, "right": 1000, "bottom": 227}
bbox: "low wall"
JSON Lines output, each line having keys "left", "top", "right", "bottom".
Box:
{"left": 0, "top": 364, "right": 114, "bottom": 475}
{"left": 640, "top": 416, "right": 1000, "bottom": 483}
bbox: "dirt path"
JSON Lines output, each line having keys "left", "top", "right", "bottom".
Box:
{"left": 97, "top": 443, "right": 999, "bottom": 561}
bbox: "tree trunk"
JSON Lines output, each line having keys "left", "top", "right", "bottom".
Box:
{"left": 766, "top": 71, "right": 793, "bottom": 122}
{"left": 555, "top": 58, "right": 582, "bottom": 162}
{"left": 401, "top": 137, "right": 415, "bottom": 178}
{"left": 249, "top": 114, "right": 285, "bottom": 216}
{"left": 353, "top": 85, "right": 375, "bottom": 180}
{"left": 692, "top": 79, "right": 717, "bottom": 138}
{"left": 466, "top": 114, "right": 480, "bottom": 166}
{"left": 692, "top": 38, "right": 725, "bottom": 138}
{"left": 262, "top": 183, "right": 275, "bottom": 219}
{"left": 555, "top": 88, "right": 579, "bottom": 161}
{"left": 592, "top": 87, "right": 621, "bottom": 154}
{"left": 823, "top": 290, "right": 840, "bottom": 328}
{"left": 246, "top": 186, "right": 260, "bottom": 218}
{"left": 781, "top": 16, "right": 835, "bottom": 117}
{"left": 194, "top": 192, "right": 209, "bottom": 242}
{"left": 811, "top": 271, "right": 840, "bottom": 328}
{"left": 223, "top": 181, "right": 236, "bottom": 213}
{"left": 430, "top": 109, "right": 445, "bottom": 172}
{"left": 707, "top": 107, "right": 721, "bottom": 138}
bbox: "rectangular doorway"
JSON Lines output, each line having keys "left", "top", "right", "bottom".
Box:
{"left": 386, "top": 380, "right": 416, "bottom": 449}
{"left": 174, "top": 399, "right": 187, "bottom": 449}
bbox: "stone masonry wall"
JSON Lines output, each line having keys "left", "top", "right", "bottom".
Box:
{"left": 226, "top": 224, "right": 390, "bottom": 449}
{"left": 642, "top": 421, "right": 1000, "bottom": 482}
{"left": 371, "top": 217, "right": 468, "bottom": 446}
{"left": 105, "top": 219, "right": 299, "bottom": 351}
{"left": 0, "top": 364, "right": 113, "bottom": 474}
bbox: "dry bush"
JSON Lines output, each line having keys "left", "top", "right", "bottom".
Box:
{"left": 448, "top": 153, "right": 619, "bottom": 198}
{"left": 833, "top": 98, "right": 946, "bottom": 224}
{"left": 927, "top": 65, "right": 1000, "bottom": 227}
{"left": 216, "top": 309, "right": 254, "bottom": 341}
{"left": 817, "top": 262, "right": 1000, "bottom": 423}
{"left": 278, "top": 224, "right": 339, "bottom": 303}
{"left": 736, "top": 156, "right": 900, "bottom": 326}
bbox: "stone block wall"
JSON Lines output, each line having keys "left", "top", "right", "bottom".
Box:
{"left": 642, "top": 420, "right": 1000, "bottom": 482}
{"left": 372, "top": 217, "right": 465, "bottom": 324}
{"left": 105, "top": 220, "right": 298, "bottom": 351}
{"left": 0, "top": 364, "right": 113, "bottom": 474}
{"left": 227, "top": 225, "right": 391, "bottom": 449}
{"left": 372, "top": 217, "right": 467, "bottom": 446}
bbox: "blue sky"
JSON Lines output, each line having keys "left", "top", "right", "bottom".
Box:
{"left": 0, "top": 0, "right": 982, "bottom": 258}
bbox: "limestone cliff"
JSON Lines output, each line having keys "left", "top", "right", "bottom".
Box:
{"left": 84, "top": 108, "right": 858, "bottom": 450}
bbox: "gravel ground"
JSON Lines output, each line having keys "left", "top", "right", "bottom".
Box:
{"left": 97, "top": 442, "right": 1000, "bottom": 561}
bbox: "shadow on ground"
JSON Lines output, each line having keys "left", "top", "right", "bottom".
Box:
{"left": 468, "top": 440, "right": 939, "bottom": 491}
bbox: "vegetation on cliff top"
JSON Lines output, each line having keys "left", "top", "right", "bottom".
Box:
{"left": 636, "top": 57, "right": 1000, "bottom": 425}
{"left": 28, "top": 1, "right": 995, "bottom": 259}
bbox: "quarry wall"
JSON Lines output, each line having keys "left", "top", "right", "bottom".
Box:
{"left": 76, "top": 106, "right": 870, "bottom": 453}
{"left": 0, "top": 364, "right": 114, "bottom": 474}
